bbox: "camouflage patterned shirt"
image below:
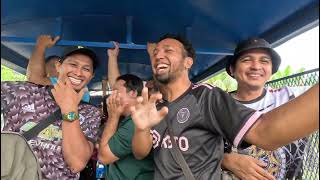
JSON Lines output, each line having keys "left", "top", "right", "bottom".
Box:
{"left": 1, "top": 81, "right": 101, "bottom": 180}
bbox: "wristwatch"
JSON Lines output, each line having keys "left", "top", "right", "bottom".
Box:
{"left": 62, "top": 112, "right": 79, "bottom": 122}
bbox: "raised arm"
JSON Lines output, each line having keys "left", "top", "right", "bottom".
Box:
{"left": 245, "top": 83, "right": 319, "bottom": 150}
{"left": 98, "top": 91, "right": 123, "bottom": 164}
{"left": 130, "top": 87, "right": 168, "bottom": 159}
{"left": 26, "top": 35, "right": 60, "bottom": 85}
{"left": 107, "top": 41, "right": 120, "bottom": 88}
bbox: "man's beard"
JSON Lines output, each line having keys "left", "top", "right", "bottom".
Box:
{"left": 154, "top": 73, "right": 170, "bottom": 84}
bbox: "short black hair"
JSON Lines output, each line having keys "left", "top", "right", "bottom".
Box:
{"left": 158, "top": 33, "right": 196, "bottom": 60}
{"left": 45, "top": 55, "right": 61, "bottom": 62}
{"left": 116, "top": 74, "right": 143, "bottom": 96}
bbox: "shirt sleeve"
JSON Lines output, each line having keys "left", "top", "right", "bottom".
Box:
{"left": 108, "top": 119, "right": 135, "bottom": 158}
{"left": 204, "top": 87, "right": 262, "bottom": 149}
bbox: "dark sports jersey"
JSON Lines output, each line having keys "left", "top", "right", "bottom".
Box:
{"left": 1, "top": 81, "right": 101, "bottom": 180}
{"left": 151, "top": 83, "right": 261, "bottom": 180}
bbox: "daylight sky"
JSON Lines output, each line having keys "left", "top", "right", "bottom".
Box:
{"left": 275, "top": 26, "right": 319, "bottom": 72}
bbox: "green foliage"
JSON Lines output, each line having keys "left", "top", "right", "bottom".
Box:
{"left": 270, "top": 65, "right": 305, "bottom": 80}
{"left": 205, "top": 65, "right": 305, "bottom": 92}
{"left": 204, "top": 71, "right": 237, "bottom": 92}
{"left": 1, "top": 65, "right": 27, "bottom": 81}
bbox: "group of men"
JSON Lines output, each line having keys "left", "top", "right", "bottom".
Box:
{"left": 1, "top": 33, "right": 318, "bottom": 180}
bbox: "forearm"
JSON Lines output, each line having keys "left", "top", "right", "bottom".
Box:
{"left": 27, "top": 45, "right": 50, "bottom": 85}
{"left": 132, "top": 127, "right": 153, "bottom": 160}
{"left": 222, "top": 153, "right": 240, "bottom": 171}
{"left": 108, "top": 56, "right": 120, "bottom": 88}
{"left": 62, "top": 119, "right": 93, "bottom": 173}
{"left": 98, "top": 116, "right": 119, "bottom": 163}
{"left": 246, "top": 84, "right": 319, "bottom": 150}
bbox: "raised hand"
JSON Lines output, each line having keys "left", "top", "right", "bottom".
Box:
{"left": 36, "top": 35, "right": 60, "bottom": 49}
{"left": 107, "top": 41, "right": 120, "bottom": 58}
{"left": 223, "top": 153, "right": 275, "bottom": 180}
{"left": 51, "top": 73, "right": 84, "bottom": 113}
{"left": 130, "top": 87, "right": 168, "bottom": 130}
{"left": 106, "top": 90, "right": 126, "bottom": 120}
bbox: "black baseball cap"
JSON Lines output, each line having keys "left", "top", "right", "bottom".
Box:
{"left": 226, "top": 38, "right": 281, "bottom": 77}
{"left": 61, "top": 46, "right": 99, "bottom": 72}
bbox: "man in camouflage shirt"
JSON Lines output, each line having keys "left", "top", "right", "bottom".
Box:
{"left": 1, "top": 47, "right": 101, "bottom": 179}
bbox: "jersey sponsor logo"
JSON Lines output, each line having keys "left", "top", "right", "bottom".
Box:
{"left": 151, "top": 130, "right": 189, "bottom": 151}
{"left": 177, "top": 108, "right": 190, "bottom": 124}
{"left": 152, "top": 130, "right": 161, "bottom": 148}
{"left": 29, "top": 139, "right": 62, "bottom": 152}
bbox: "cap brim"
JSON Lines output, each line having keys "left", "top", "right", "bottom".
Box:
{"left": 62, "top": 48, "right": 99, "bottom": 71}
{"left": 226, "top": 48, "right": 281, "bottom": 78}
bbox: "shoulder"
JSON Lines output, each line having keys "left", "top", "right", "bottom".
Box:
{"left": 266, "top": 86, "right": 309, "bottom": 98}
{"left": 191, "top": 83, "right": 225, "bottom": 94}
{"left": 2, "top": 81, "right": 50, "bottom": 94}
{"left": 190, "top": 83, "right": 228, "bottom": 100}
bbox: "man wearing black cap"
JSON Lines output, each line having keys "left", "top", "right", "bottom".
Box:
{"left": 222, "top": 38, "right": 310, "bottom": 180}
{"left": 27, "top": 35, "right": 91, "bottom": 103}
{"left": 2, "top": 42, "right": 101, "bottom": 179}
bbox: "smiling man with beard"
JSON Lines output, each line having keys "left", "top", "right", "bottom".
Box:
{"left": 130, "top": 34, "right": 318, "bottom": 180}
{"left": 1, "top": 47, "right": 101, "bottom": 179}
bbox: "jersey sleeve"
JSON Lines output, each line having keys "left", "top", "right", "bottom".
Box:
{"left": 204, "top": 86, "right": 262, "bottom": 148}
{"left": 108, "top": 119, "right": 135, "bottom": 158}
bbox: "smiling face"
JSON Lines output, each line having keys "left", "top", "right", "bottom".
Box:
{"left": 231, "top": 49, "right": 272, "bottom": 90}
{"left": 56, "top": 54, "right": 94, "bottom": 91}
{"left": 152, "top": 38, "right": 193, "bottom": 84}
{"left": 112, "top": 79, "right": 138, "bottom": 115}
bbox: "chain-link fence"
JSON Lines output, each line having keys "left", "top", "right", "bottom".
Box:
{"left": 266, "top": 68, "right": 319, "bottom": 180}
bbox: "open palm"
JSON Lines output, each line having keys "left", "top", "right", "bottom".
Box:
{"left": 130, "top": 87, "right": 168, "bottom": 130}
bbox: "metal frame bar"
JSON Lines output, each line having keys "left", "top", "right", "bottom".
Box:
{"left": 1, "top": 36, "right": 234, "bottom": 55}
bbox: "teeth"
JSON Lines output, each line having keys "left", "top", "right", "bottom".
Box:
{"left": 69, "top": 77, "right": 82, "bottom": 85}
{"left": 248, "top": 74, "right": 261, "bottom": 77}
{"left": 156, "top": 64, "right": 168, "bottom": 69}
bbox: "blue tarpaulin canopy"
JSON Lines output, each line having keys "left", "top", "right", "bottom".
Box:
{"left": 1, "top": 0, "right": 319, "bottom": 91}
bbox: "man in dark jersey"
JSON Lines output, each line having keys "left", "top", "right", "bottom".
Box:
{"left": 130, "top": 34, "right": 319, "bottom": 179}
